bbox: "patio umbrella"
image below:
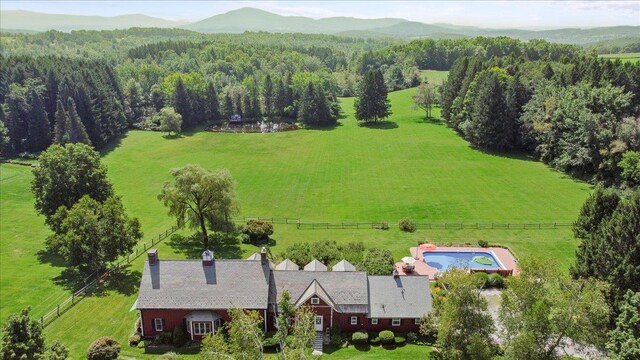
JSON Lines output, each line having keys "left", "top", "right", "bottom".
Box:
{"left": 401, "top": 256, "right": 416, "bottom": 264}
{"left": 419, "top": 243, "right": 437, "bottom": 251}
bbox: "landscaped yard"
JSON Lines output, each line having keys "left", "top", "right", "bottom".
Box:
{"left": 0, "top": 71, "right": 592, "bottom": 358}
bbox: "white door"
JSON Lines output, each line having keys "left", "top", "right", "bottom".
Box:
{"left": 314, "top": 315, "right": 323, "bottom": 331}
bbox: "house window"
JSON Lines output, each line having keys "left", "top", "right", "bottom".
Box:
{"left": 370, "top": 318, "right": 378, "bottom": 325}
{"left": 350, "top": 316, "right": 358, "bottom": 325}
{"left": 193, "top": 321, "right": 212, "bottom": 335}
{"left": 154, "top": 318, "right": 164, "bottom": 332}
{"left": 311, "top": 297, "right": 319, "bottom": 305}
{"left": 392, "top": 319, "right": 401, "bottom": 326}
{"left": 414, "top": 318, "right": 421, "bottom": 325}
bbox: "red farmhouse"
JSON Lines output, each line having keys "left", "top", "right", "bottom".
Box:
{"left": 136, "top": 248, "right": 432, "bottom": 341}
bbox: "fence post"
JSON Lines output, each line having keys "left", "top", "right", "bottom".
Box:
{"left": 72, "top": 294, "right": 75, "bottom": 305}
{"left": 41, "top": 317, "right": 44, "bottom": 327}
{"left": 57, "top": 305, "right": 60, "bottom": 317}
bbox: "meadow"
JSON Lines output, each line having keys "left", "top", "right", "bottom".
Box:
{"left": 599, "top": 52, "right": 640, "bottom": 63}
{"left": 0, "top": 72, "right": 592, "bottom": 358}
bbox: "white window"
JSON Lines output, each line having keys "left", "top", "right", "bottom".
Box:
{"left": 371, "top": 318, "right": 378, "bottom": 325}
{"left": 311, "top": 297, "right": 320, "bottom": 305}
{"left": 414, "top": 318, "right": 421, "bottom": 325}
{"left": 350, "top": 316, "right": 358, "bottom": 325}
{"left": 193, "top": 321, "right": 212, "bottom": 335}
{"left": 154, "top": 318, "right": 163, "bottom": 332}
{"left": 392, "top": 319, "right": 401, "bottom": 326}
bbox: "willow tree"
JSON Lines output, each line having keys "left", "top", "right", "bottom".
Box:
{"left": 158, "top": 165, "right": 237, "bottom": 248}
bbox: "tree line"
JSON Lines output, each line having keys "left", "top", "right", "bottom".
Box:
{"left": 440, "top": 54, "right": 640, "bottom": 186}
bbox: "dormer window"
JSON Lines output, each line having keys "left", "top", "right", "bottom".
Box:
{"left": 311, "top": 297, "right": 319, "bottom": 305}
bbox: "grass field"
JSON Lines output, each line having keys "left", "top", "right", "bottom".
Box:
{"left": 599, "top": 52, "right": 640, "bottom": 63}
{"left": 1, "top": 73, "right": 592, "bottom": 358}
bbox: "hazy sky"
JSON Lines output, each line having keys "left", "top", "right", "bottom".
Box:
{"left": 2, "top": 1, "right": 639, "bottom": 28}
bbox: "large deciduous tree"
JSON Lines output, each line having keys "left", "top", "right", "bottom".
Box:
{"left": 32, "top": 143, "right": 113, "bottom": 226}
{"left": 158, "top": 107, "right": 182, "bottom": 136}
{"left": 282, "top": 306, "right": 316, "bottom": 359}
{"left": 359, "top": 248, "right": 394, "bottom": 275}
{"left": 46, "top": 195, "right": 142, "bottom": 273}
{"left": 0, "top": 308, "right": 69, "bottom": 360}
{"left": 413, "top": 80, "right": 438, "bottom": 119}
{"left": 500, "top": 258, "right": 610, "bottom": 360}
{"left": 158, "top": 165, "right": 237, "bottom": 248}
{"left": 354, "top": 69, "right": 391, "bottom": 123}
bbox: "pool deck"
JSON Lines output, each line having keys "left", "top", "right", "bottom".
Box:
{"left": 395, "top": 246, "right": 519, "bottom": 280}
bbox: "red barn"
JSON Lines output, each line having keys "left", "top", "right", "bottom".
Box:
{"left": 136, "top": 248, "right": 432, "bottom": 343}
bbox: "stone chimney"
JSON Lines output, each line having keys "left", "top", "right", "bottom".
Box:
{"left": 393, "top": 268, "right": 399, "bottom": 278}
{"left": 202, "top": 249, "right": 214, "bottom": 266}
{"left": 260, "top": 247, "right": 267, "bottom": 265}
{"left": 148, "top": 249, "right": 158, "bottom": 265}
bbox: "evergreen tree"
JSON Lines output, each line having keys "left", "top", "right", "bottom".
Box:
{"left": 25, "top": 89, "right": 50, "bottom": 153}
{"left": 607, "top": 290, "right": 640, "bottom": 360}
{"left": 297, "top": 82, "right": 317, "bottom": 126}
{"left": 0, "top": 106, "right": 9, "bottom": 155}
{"left": 44, "top": 71, "right": 58, "bottom": 126}
{"left": 354, "top": 69, "right": 391, "bottom": 123}
{"left": 223, "top": 92, "right": 234, "bottom": 119}
{"left": 542, "top": 62, "right": 555, "bottom": 80}
{"left": 123, "top": 79, "right": 144, "bottom": 125}
{"left": 66, "top": 98, "right": 91, "bottom": 145}
{"left": 74, "top": 86, "right": 99, "bottom": 146}
{"left": 173, "top": 78, "right": 193, "bottom": 128}
{"left": 53, "top": 100, "right": 69, "bottom": 145}
{"left": 4, "top": 83, "right": 30, "bottom": 154}
{"left": 0, "top": 308, "right": 46, "bottom": 360}
{"left": 205, "top": 82, "right": 221, "bottom": 124}
{"left": 262, "top": 74, "right": 274, "bottom": 116}
{"left": 274, "top": 77, "right": 288, "bottom": 117}
{"left": 441, "top": 57, "right": 469, "bottom": 122}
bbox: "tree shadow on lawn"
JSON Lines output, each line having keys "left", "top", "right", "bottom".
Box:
{"left": 472, "top": 146, "right": 538, "bottom": 163}
{"left": 37, "top": 248, "right": 67, "bottom": 268}
{"left": 359, "top": 121, "right": 398, "bottom": 130}
{"left": 51, "top": 264, "right": 141, "bottom": 297}
{"left": 99, "top": 133, "right": 125, "bottom": 157}
{"left": 162, "top": 133, "right": 184, "bottom": 140}
{"left": 420, "top": 116, "right": 443, "bottom": 125}
{"left": 167, "top": 232, "right": 243, "bottom": 259}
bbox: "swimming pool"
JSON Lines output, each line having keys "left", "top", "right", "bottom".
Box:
{"left": 423, "top": 251, "right": 503, "bottom": 271}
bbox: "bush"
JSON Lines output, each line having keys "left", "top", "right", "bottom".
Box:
{"left": 154, "top": 331, "right": 173, "bottom": 345}
{"left": 87, "top": 336, "right": 121, "bottom": 360}
{"left": 478, "top": 239, "right": 489, "bottom": 248}
{"left": 330, "top": 322, "right": 344, "bottom": 347}
{"left": 487, "top": 273, "right": 505, "bottom": 288}
{"left": 370, "top": 336, "right": 381, "bottom": 345}
{"left": 172, "top": 326, "right": 188, "bottom": 347}
{"left": 351, "top": 331, "right": 369, "bottom": 344}
{"left": 128, "top": 334, "right": 141, "bottom": 347}
{"left": 406, "top": 332, "right": 418, "bottom": 344}
{"left": 240, "top": 220, "right": 274, "bottom": 244}
{"left": 159, "top": 352, "right": 178, "bottom": 360}
{"left": 398, "top": 217, "right": 416, "bottom": 232}
{"left": 471, "top": 272, "right": 490, "bottom": 288}
{"left": 378, "top": 330, "right": 394, "bottom": 344}
{"left": 394, "top": 336, "right": 406, "bottom": 345}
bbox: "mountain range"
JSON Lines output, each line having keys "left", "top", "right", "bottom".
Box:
{"left": 2, "top": 7, "right": 639, "bottom": 45}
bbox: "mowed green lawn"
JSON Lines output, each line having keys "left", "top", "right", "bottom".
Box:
{"left": 1, "top": 81, "right": 591, "bottom": 358}
{"left": 599, "top": 52, "right": 640, "bottom": 63}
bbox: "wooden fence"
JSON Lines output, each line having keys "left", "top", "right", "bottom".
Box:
{"left": 39, "top": 224, "right": 181, "bottom": 328}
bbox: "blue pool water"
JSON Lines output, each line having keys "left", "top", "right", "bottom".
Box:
{"left": 423, "top": 251, "right": 502, "bottom": 271}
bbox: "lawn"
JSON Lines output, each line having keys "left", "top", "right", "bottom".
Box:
{"left": 599, "top": 52, "right": 640, "bottom": 63}
{"left": 419, "top": 69, "right": 449, "bottom": 84}
{"left": 1, "top": 81, "right": 591, "bottom": 358}
{"left": 320, "top": 344, "right": 431, "bottom": 359}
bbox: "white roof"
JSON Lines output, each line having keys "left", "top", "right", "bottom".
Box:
{"left": 332, "top": 259, "right": 356, "bottom": 271}
{"left": 304, "top": 259, "right": 327, "bottom": 271}
{"left": 275, "top": 259, "right": 299, "bottom": 271}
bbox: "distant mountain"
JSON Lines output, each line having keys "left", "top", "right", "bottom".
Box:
{"left": 1, "top": 7, "right": 638, "bottom": 46}
{"left": 0, "top": 10, "right": 186, "bottom": 32}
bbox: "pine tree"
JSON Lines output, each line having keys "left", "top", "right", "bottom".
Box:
{"left": 67, "top": 98, "right": 91, "bottom": 145}
{"left": 4, "top": 83, "right": 30, "bottom": 154}
{"left": 26, "top": 89, "right": 50, "bottom": 153}
{"left": 297, "top": 82, "right": 317, "bottom": 125}
{"left": 262, "top": 74, "right": 274, "bottom": 117}
{"left": 205, "top": 82, "right": 221, "bottom": 124}
{"left": 223, "top": 92, "right": 234, "bottom": 119}
{"left": 123, "top": 79, "right": 144, "bottom": 125}
{"left": 354, "top": 69, "right": 391, "bottom": 123}
{"left": 53, "top": 100, "right": 69, "bottom": 145}
{"left": 173, "top": 78, "right": 193, "bottom": 128}
{"left": 44, "top": 70, "right": 58, "bottom": 126}
{"left": 274, "top": 77, "right": 288, "bottom": 117}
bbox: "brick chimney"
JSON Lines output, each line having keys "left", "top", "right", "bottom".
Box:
{"left": 393, "top": 268, "right": 399, "bottom": 278}
{"left": 202, "top": 249, "right": 214, "bottom": 266}
{"left": 260, "top": 247, "right": 267, "bottom": 265}
{"left": 148, "top": 249, "right": 158, "bottom": 265}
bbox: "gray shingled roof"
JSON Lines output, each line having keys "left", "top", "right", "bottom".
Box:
{"left": 275, "top": 259, "right": 299, "bottom": 271}
{"left": 332, "top": 259, "right": 356, "bottom": 272}
{"left": 269, "top": 270, "right": 369, "bottom": 313}
{"left": 368, "top": 275, "right": 432, "bottom": 318}
{"left": 304, "top": 259, "right": 327, "bottom": 271}
{"left": 137, "top": 260, "right": 270, "bottom": 310}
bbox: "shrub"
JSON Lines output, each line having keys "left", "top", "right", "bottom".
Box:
{"left": 471, "top": 272, "right": 490, "bottom": 288}
{"left": 406, "top": 332, "right": 418, "bottom": 344}
{"left": 370, "top": 336, "right": 381, "bottom": 345}
{"left": 159, "top": 352, "right": 178, "bottom": 360}
{"left": 330, "top": 322, "right": 344, "bottom": 347}
{"left": 128, "top": 334, "right": 141, "bottom": 347}
{"left": 478, "top": 239, "right": 489, "bottom": 248}
{"left": 394, "top": 336, "right": 406, "bottom": 345}
{"left": 378, "top": 330, "right": 394, "bottom": 344}
{"left": 351, "top": 331, "right": 369, "bottom": 344}
{"left": 241, "top": 220, "right": 274, "bottom": 244}
{"left": 154, "top": 331, "right": 173, "bottom": 345}
{"left": 398, "top": 217, "right": 416, "bottom": 232}
{"left": 87, "top": 336, "right": 121, "bottom": 360}
{"left": 172, "top": 326, "right": 188, "bottom": 347}
{"left": 487, "top": 273, "right": 505, "bottom": 288}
